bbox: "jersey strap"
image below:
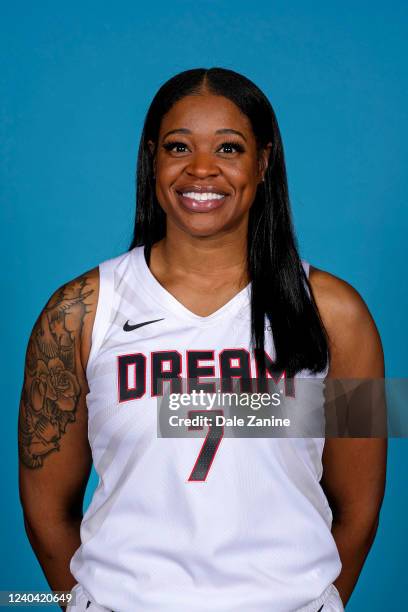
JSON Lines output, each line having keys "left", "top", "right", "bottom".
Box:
{"left": 85, "top": 252, "right": 126, "bottom": 380}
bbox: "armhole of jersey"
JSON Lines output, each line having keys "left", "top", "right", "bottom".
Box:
{"left": 302, "top": 260, "right": 310, "bottom": 279}
{"left": 85, "top": 259, "right": 115, "bottom": 381}
{"left": 301, "top": 259, "right": 311, "bottom": 299}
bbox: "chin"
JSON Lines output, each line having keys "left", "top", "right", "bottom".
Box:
{"left": 180, "top": 222, "right": 227, "bottom": 239}
{"left": 165, "top": 203, "right": 245, "bottom": 238}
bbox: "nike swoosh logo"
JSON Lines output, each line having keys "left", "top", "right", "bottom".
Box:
{"left": 123, "top": 318, "right": 165, "bottom": 332}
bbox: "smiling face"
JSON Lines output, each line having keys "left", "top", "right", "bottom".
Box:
{"left": 149, "top": 92, "right": 271, "bottom": 238}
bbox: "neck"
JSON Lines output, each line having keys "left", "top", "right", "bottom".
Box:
{"left": 151, "top": 224, "right": 249, "bottom": 289}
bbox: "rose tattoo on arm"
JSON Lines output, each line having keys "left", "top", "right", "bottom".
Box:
{"left": 18, "top": 276, "right": 94, "bottom": 468}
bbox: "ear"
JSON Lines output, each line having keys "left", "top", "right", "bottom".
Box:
{"left": 258, "top": 142, "right": 272, "bottom": 183}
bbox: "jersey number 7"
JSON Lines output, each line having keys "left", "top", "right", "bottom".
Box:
{"left": 187, "top": 410, "right": 224, "bottom": 482}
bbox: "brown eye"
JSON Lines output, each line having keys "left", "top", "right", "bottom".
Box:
{"left": 218, "top": 141, "right": 245, "bottom": 154}
{"left": 162, "top": 141, "right": 189, "bottom": 153}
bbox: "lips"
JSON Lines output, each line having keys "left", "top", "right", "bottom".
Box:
{"left": 175, "top": 185, "right": 230, "bottom": 213}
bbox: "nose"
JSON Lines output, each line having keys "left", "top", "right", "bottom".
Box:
{"left": 185, "top": 151, "right": 220, "bottom": 178}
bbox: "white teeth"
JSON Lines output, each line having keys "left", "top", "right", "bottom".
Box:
{"left": 182, "top": 191, "right": 225, "bottom": 201}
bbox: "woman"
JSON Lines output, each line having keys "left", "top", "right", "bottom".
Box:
{"left": 18, "top": 67, "right": 386, "bottom": 611}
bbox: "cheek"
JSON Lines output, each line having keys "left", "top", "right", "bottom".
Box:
{"left": 155, "top": 163, "right": 181, "bottom": 200}
{"left": 229, "top": 152, "right": 258, "bottom": 179}
{"left": 155, "top": 182, "right": 171, "bottom": 215}
{"left": 154, "top": 162, "right": 179, "bottom": 208}
{"left": 156, "top": 152, "right": 181, "bottom": 181}
{"left": 229, "top": 163, "right": 259, "bottom": 200}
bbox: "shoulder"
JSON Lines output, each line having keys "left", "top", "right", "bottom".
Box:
{"left": 34, "top": 249, "right": 131, "bottom": 375}
{"left": 308, "top": 266, "right": 384, "bottom": 377}
{"left": 308, "top": 266, "right": 367, "bottom": 330}
{"left": 73, "top": 266, "right": 100, "bottom": 372}
{"left": 33, "top": 266, "right": 100, "bottom": 376}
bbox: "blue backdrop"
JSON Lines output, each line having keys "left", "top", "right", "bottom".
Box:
{"left": 1, "top": 1, "right": 407, "bottom": 609}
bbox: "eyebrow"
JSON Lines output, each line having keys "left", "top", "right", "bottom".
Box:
{"left": 162, "top": 128, "right": 247, "bottom": 142}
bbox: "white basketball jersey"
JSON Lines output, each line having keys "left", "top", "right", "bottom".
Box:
{"left": 69, "top": 246, "right": 342, "bottom": 612}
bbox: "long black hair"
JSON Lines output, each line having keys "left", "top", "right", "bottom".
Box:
{"left": 129, "top": 67, "right": 329, "bottom": 377}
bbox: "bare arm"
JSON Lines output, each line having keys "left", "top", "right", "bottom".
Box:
{"left": 18, "top": 267, "right": 99, "bottom": 593}
{"left": 310, "top": 267, "right": 387, "bottom": 608}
